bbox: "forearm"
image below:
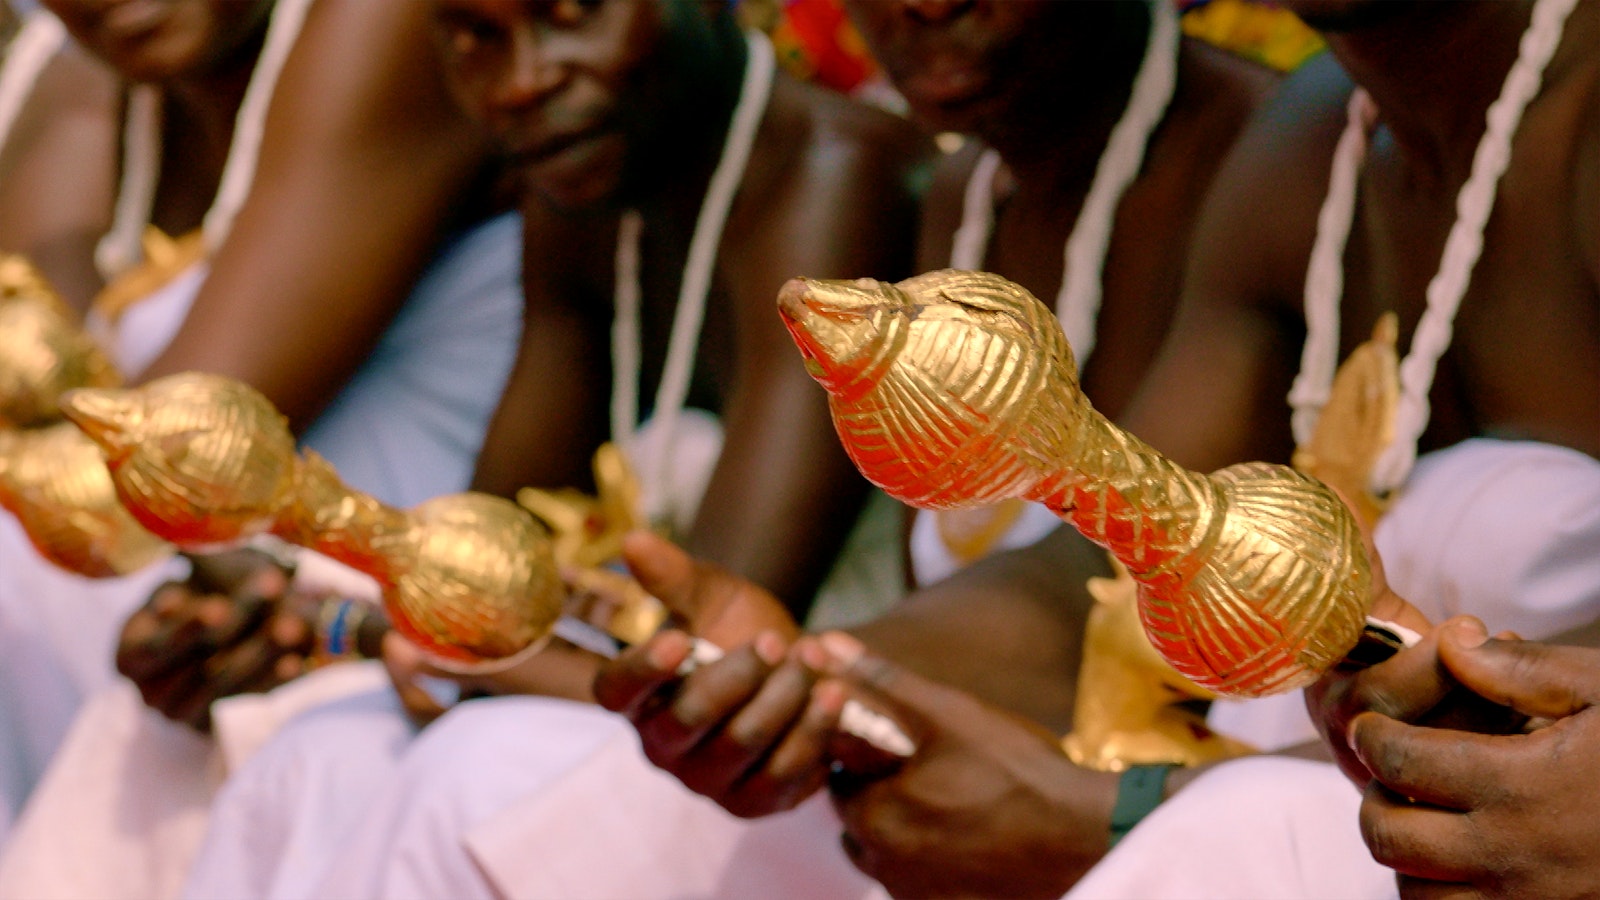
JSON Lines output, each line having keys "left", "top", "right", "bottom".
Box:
{"left": 849, "top": 525, "right": 1104, "bottom": 732}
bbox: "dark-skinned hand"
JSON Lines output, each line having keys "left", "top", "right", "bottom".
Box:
{"left": 115, "top": 549, "right": 316, "bottom": 732}
{"left": 816, "top": 631, "right": 1118, "bottom": 899}
{"left": 1349, "top": 636, "right": 1600, "bottom": 899}
{"left": 591, "top": 531, "right": 824, "bottom": 817}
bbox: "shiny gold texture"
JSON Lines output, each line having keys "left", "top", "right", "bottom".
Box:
{"left": 779, "top": 270, "right": 1371, "bottom": 697}
{"left": 0, "top": 423, "right": 170, "bottom": 576}
{"left": 0, "top": 255, "right": 121, "bottom": 429}
{"left": 518, "top": 444, "right": 673, "bottom": 648}
{"left": 1061, "top": 557, "right": 1254, "bottom": 770}
{"left": 90, "top": 228, "right": 208, "bottom": 325}
{"left": 65, "top": 372, "right": 563, "bottom": 668}
{"left": 63, "top": 373, "right": 301, "bottom": 548}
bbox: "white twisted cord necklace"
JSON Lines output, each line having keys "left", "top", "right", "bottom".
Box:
{"left": 950, "top": 0, "right": 1181, "bottom": 370}
{"left": 0, "top": 10, "right": 66, "bottom": 156}
{"left": 1290, "top": 0, "right": 1578, "bottom": 493}
{"left": 95, "top": 0, "right": 315, "bottom": 280}
{"left": 611, "top": 30, "right": 775, "bottom": 528}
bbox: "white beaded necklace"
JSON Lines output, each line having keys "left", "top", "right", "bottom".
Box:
{"left": 1289, "top": 0, "right": 1578, "bottom": 493}
{"left": 949, "top": 0, "right": 1181, "bottom": 368}
{"left": 610, "top": 30, "right": 775, "bottom": 527}
{"left": 94, "top": 0, "right": 315, "bottom": 280}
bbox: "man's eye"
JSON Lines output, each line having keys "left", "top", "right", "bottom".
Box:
{"left": 551, "top": 0, "right": 604, "bottom": 28}
{"left": 441, "top": 16, "right": 503, "bottom": 58}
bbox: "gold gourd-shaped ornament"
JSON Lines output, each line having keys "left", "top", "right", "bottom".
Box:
{"left": 0, "top": 255, "right": 168, "bottom": 576}
{"left": 61, "top": 372, "right": 563, "bottom": 670}
{"left": 0, "top": 423, "right": 171, "bottom": 576}
{"left": 0, "top": 255, "right": 121, "bottom": 429}
{"left": 779, "top": 270, "right": 1371, "bottom": 697}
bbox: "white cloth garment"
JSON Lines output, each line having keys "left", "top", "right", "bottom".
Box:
{"left": 0, "top": 213, "right": 522, "bottom": 892}
{"left": 1065, "top": 757, "right": 1390, "bottom": 900}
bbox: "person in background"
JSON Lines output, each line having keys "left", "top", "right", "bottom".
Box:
{"left": 175, "top": 2, "right": 1289, "bottom": 898}
{"left": 595, "top": 0, "right": 1600, "bottom": 897}
{"left": 171, "top": 0, "right": 930, "bottom": 896}
{"left": 0, "top": 1, "right": 522, "bottom": 891}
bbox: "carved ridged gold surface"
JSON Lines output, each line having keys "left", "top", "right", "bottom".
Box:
{"left": 0, "top": 423, "right": 170, "bottom": 576}
{"left": 63, "top": 374, "right": 300, "bottom": 548}
{"left": 0, "top": 256, "right": 121, "bottom": 429}
{"left": 779, "top": 271, "right": 1371, "bottom": 697}
{"left": 1062, "top": 557, "right": 1254, "bottom": 771}
{"left": 64, "top": 372, "right": 563, "bottom": 668}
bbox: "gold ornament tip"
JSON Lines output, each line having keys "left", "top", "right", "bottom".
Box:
{"left": 777, "top": 276, "right": 902, "bottom": 391}
{"left": 59, "top": 386, "right": 135, "bottom": 456}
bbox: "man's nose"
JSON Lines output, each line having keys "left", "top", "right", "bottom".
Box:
{"left": 901, "top": 0, "right": 976, "bottom": 25}
{"left": 492, "top": 29, "right": 567, "bottom": 109}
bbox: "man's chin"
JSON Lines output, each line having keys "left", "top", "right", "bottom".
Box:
{"left": 522, "top": 172, "right": 625, "bottom": 216}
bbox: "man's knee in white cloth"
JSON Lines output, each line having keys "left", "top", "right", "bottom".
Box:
{"left": 1067, "top": 757, "right": 1393, "bottom": 900}
{"left": 182, "top": 684, "right": 414, "bottom": 899}
{"left": 307, "top": 696, "right": 631, "bottom": 899}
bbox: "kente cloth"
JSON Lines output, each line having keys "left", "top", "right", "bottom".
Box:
{"left": 0, "top": 212, "right": 521, "bottom": 884}
{"left": 196, "top": 438, "right": 1600, "bottom": 900}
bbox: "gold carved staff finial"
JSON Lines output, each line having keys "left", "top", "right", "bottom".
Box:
{"left": 0, "top": 423, "right": 171, "bottom": 576}
{"left": 0, "top": 255, "right": 121, "bottom": 429}
{"left": 779, "top": 270, "right": 1371, "bottom": 698}
{"left": 62, "top": 373, "right": 563, "bottom": 670}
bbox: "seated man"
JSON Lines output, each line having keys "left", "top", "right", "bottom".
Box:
{"left": 171, "top": 1, "right": 1289, "bottom": 897}
{"left": 0, "top": 0, "right": 521, "bottom": 885}
{"left": 164, "top": 0, "right": 929, "bottom": 895}
{"left": 594, "top": 0, "right": 1600, "bottom": 897}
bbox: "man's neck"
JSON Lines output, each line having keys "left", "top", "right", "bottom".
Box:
{"left": 623, "top": 23, "right": 749, "bottom": 216}
{"left": 1323, "top": 1, "right": 1536, "bottom": 179}
{"left": 160, "top": 27, "right": 268, "bottom": 179}
{"left": 983, "top": 6, "right": 1151, "bottom": 197}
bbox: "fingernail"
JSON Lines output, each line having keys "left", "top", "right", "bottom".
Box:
{"left": 1452, "top": 618, "right": 1489, "bottom": 648}
{"left": 794, "top": 637, "right": 830, "bottom": 672}
{"left": 811, "top": 679, "right": 847, "bottom": 716}
{"left": 271, "top": 614, "right": 310, "bottom": 647}
{"left": 818, "top": 631, "right": 865, "bottom": 671}
{"left": 646, "top": 631, "right": 690, "bottom": 671}
{"left": 754, "top": 630, "right": 787, "bottom": 667}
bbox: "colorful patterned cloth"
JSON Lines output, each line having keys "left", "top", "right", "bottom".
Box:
{"left": 1181, "top": 0, "right": 1324, "bottom": 72}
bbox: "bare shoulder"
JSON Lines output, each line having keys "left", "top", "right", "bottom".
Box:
{"left": 726, "top": 74, "right": 931, "bottom": 292}
{"left": 0, "top": 41, "right": 118, "bottom": 178}
{"left": 266, "top": 0, "right": 478, "bottom": 153}
{"left": 1187, "top": 52, "right": 1354, "bottom": 314}
{"left": 748, "top": 75, "right": 930, "bottom": 228}
{"left": 1166, "top": 37, "right": 1282, "bottom": 156}
{"left": 0, "top": 43, "right": 120, "bottom": 303}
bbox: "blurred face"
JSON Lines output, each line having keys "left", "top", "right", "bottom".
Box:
{"left": 842, "top": 0, "right": 1072, "bottom": 136}
{"left": 43, "top": 0, "right": 272, "bottom": 83}
{"left": 433, "top": 0, "right": 672, "bottom": 211}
